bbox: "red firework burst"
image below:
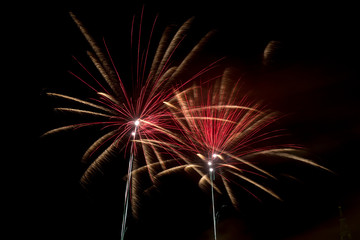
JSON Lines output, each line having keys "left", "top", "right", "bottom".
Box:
{"left": 41, "top": 11, "right": 225, "bottom": 236}
{"left": 43, "top": 9, "right": 219, "bottom": 186}
{"left": 135, "top": 68, "right": 330, "bottom": 208}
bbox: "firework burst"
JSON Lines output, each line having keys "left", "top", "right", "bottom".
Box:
{"left": 42, "top": 7, "right": 333, "bottom": 240}
{"left": 42, "top": 9, "right": 221, "bottom": 239}
{"left": 139, "top": 69, "right": 327, "bottom": 201}
{"left": 43, "top": 10, "right": 218, "bottom": 183}
{"left": 135, "top": 68, "right": 331, "bottom": 238}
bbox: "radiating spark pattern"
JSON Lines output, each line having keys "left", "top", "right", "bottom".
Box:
{"left": 42, "top": 8, "right": 332, "bottom": 240}
{"left": 137, "top": 68, "right": 331, "bottom": 210}
{"left": 43, "top": 11, "right": 217, "bottom": 182}
{"left": 42, "top": 9, "right": 220, "bottom": 231}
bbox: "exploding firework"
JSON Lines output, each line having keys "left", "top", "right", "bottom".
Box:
{"left": 133, "top": 68, "right": 331, "bottom": 239}
{"left": 43, "top": 10, "right": 218, "bottom": 185}
{"left": 135, "top": 67, "right": 330, "bottom": 215}
{"left": 42, "top": 9, "right": 221, "bottom": 239}
{"left": 42, "top": 7, "right": 332, "bottom": 240}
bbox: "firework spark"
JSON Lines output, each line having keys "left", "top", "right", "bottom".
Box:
{"left": 42, "top": 10, "right": 221, "bottom": 238}
{"left": 43, "top": 11, "right": 218, "bottom": 181}
{"left": 133, "top": 68, "right": 331, "bottom": 239}
{"left": 136, "top": 67, "right": 331, "bottom": 213}
{"left": 42, "top": 8, "right": 332, "bottom": 240}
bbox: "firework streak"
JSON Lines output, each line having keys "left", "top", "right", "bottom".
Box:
{"left": 135, "top": 68, "right": 331, "bottom": 208}
{"left": 133, "top": 68, "right": 331, "bottom": 239}
{"left": 130, "top": 69, "right": 331, "bottom": 239}
{"left": 43, "top": 9, "right": 331, "bottom": 240}
{"left": 43, "top": 9, "right": 221, "bottom": 239}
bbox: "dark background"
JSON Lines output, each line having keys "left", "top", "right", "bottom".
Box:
{"left": 38, "top": 1, "right": 359, "bottom": 239}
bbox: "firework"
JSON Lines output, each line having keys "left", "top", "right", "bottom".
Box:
{"left": 135, "top": 68, "right": 330, "bottom": 239}
{"left": 43, "top": 12, "right": 217, "bottom": 185}
{"left": 43, "top": 9, "right": 220, "bottom": 239}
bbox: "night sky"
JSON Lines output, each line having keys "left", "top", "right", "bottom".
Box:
{"left": 38, "top": 1, "right": 360, "bottom": 239}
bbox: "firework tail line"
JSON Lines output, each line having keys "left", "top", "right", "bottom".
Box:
{"left": 120, "top": 145, "right": 133, "bottom": 240}
{"left": 120, "top": 126, "right": 137, "bottom": 240}
{"left": 210, "top": 167, "right": 217, "bottom": 240}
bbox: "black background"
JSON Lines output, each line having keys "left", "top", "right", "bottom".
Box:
{"left": 38, "top": 1, "right": 359, "bottom": 239}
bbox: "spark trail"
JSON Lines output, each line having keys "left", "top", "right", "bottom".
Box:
{"left": 43, "top": 8, "right": 220, "bottom": 239}
{"left": 136, "top": 68, "right": 331, "bottom": 239}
